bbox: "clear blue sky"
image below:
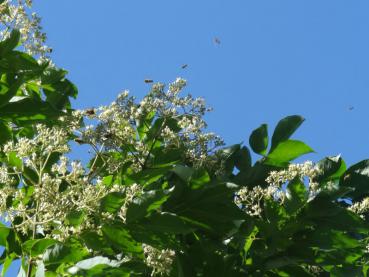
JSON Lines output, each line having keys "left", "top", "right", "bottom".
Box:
{"left": 33, "top": 0, "right": 369, "bottom": 167}
{"left": 5, "top": 0, "right": 369, "bottom": 274}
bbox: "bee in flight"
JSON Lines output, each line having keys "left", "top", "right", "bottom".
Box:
{"left": 144, "top": 79, "right": 153, "bottom": 83}
{"left": 85, "top": 108, "right": 95, "bottom": 116}
{"left": 74, "top": 138, "right": 84, "bottom": 144}
{"left": 214, "top": 37, "right": 221, "bottom": 44}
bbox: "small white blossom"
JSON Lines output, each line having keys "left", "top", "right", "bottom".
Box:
{"left": 0, "top": 0, "right": 51, "bottom": 58}
{"left": 348, "top": 197, "right": 369, "bottom": 218}
{"left": 143, "top": 244, "right": 175, "bottom": 276}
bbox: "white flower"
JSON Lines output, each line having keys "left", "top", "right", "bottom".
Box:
{"left": 0, "top": 0, "right": 51, "bottom": 58}
{"left": 143, "top": 244, "right": 175, "bottom": 276}
{"left": 349, "top": 197, "right": 369, "bottom": 216}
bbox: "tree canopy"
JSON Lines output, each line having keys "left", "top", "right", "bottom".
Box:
{"left": 0, "top": 1, "right": 368, "bottom": 276}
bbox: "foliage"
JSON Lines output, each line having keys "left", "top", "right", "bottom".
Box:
{"left": 0, "top": 6, "right": 368, "bottom": 277}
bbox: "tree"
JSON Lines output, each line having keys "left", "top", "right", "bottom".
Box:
{"left": 0, "top": 2, "right": 368, "bottom": 276}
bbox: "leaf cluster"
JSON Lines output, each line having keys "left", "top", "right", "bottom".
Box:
{"left": 0, "top": 33, "right": 368, "bottom": 277}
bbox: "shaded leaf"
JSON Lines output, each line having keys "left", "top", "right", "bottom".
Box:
{"left": 100, "top": 192, "right": 125, "bottom": 214}
{"left": 316, "top": 155, "right": 346, "bottom": 182}
{"left": 102, "top": 223, "right": 142, "bottom": 254}
{"left": 340, "top": 159, "right": 369, "bottom": 201}
{"left": 126, "top": 189, "right": 170, "bottom": 223}
{"left": 23, "top": 238, "right": 56, "bottom": 257}
{"left": 65, "top": 210, "right": 85, "bottom": 227}
{"left": 270, "top": 115, "right": 304, "bottom": 152}
{"left": 249, "top": 124, "right": 268, "bottom": 155}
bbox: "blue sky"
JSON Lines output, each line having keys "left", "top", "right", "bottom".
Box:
{"left": 32, "top": 0, "right": 369, "bottom": 168}
{"left": 5, "top": 0, "right": 369, "bottom": 274}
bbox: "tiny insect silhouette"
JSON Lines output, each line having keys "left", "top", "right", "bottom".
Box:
{"left": 144, "top": 79, "right": 153, "bottom": 83}
{"left": 348, "top": 106, "right": 354, "bottom": 111}
{"left": 214, "top": 37, "right": 221, "bottom": 44}
{"left": 181, "top": 64, "right": 188, "bottom": 69}
{"left": 103, "top": 132, "right": 114, "bottom": 139}
{"left": 74, "top": 138, "right": 84, "bottom": 144}
{"left": 85, "top": 108, "right": 95, "bottom": 116}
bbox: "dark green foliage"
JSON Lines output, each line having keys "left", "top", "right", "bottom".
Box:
{"left": 0, "top": 36, "right": 368, "bottom": 276}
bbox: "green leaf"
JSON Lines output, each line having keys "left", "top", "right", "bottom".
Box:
{"left": 270, "top": 115, "right": 305, "bottom": 152}
{"left": 67, "top": 256, "right": 121, "bottom": 275}
{"left": 0, "top": 223, "right": 10, "bottom": 246}
{"left": 0, "top": 29, "right": 20, "bottom": 56}
{"left": 167, "top": 182, "right": 244, "bottom": 235}
{"left": 244, "top": 226, "right": 258, "bottom": 257}
{"left": 190, "top": 168, "right": 210, "bottom": 189}
{"left": 0, "top": 97, "right": 62, "bottom": 121}
{"left": 0, "top": 52, "right": 42, "bottom": 77}
{"left": 43, "top": 240, "right": 88, "bottom": 266}
{"left": 80, "top": 232, "right": 114, "bottom": 255}
{"left": 126, "top": 189, "right": 170, "bottom": 223}
{"left": 234, "top": 146, "right": 252, "bottom": 171}
{"left": 138, "top": 212, "right": 192, "bottom": 234}
{"left": 100, "top": 192, "right": 125, "bottom": 214}
{"left": 137, "top": 110, "right": 155, "bottom": 139}
{"left": 145, "top": 117, "right": 164, "bottom": 142}
{"left": 23, "top": 239, "right": 56, "bottom": 257}
{"left": 249, "top": 124, "right": 268, "bottom": 155}
{"left": 285, "top": 178, "right": 307, "bottom": 213}
{"left": 302, "top": 194, "right": 368, "bottom": 233}
{"left": 151, "top": 148, "right": 182, "bottom": 168}
{"left": 316, "top": 155, "right": 346, "bottom": 182}
{"left": 127, "top": 167, "right": 171, "bottom": 187}
{"left": 172, "top": 165, "right": 210, "bottom": 189}
{"left": 65, "top": 210, "right": 85, "bottom": 227}
{"left": 0, "top": 121, "right": 12, "bottom": 145}
{"left": 102, "top": 223, "right": 142, "bottom": 254}
{"left": 6, "top": 151, "right": 23, "bottom": 170}
{"left": 216, "top": 144, "right": 241, "bottom": 174}
{"left": 0, "top": 77, "right": 24, "bottom": 108}
{"left": 172, "top": 165, "right": 194, "bottom": 182}
{"left": 340, "top": 159, "right": 369, "bottom": 201}
{"left": 265, "top": 140, "right": 313, "bottom": 166}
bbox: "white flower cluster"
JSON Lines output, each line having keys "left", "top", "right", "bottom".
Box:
{"left": 77, "top": 78, "right": 223, "bottom": 173}
{"left": 304, "top": 265, "right": 323, "bottom": 276}
{"left": 142, "top": 244, "right": 175, "bottom": 276}
{"left": 235, "top": 185, "right": 282, "bottom": 217}
{"left": 266, "top": 161, "right": 321, "bottom": 193}
{"left": 0, "top": 124, "right": 151, "bottom": 241}
{"left": 0, "top": 125, "right": 101, "bottom": 236}
{"left": 59, "top": 110, "right": 85, "bottom": 131}
{"left": 3, "top": 124, "right": 69, "bottom": 163}
{"left": 348, "top": 197, "right": 369, "bottom": 219}
{"left": 118, "top": 183, "right": 142, "bottom": 222}
{"left": 0, "top": 165, "right": 15, "bottom": 184}
{"left": 0, "top": 0, "right": 51, "bottom": 57}
{"left": 236, "top": 161, "right": 321, "bottom": 217}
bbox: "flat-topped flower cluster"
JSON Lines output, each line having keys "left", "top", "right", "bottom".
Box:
{"left": 0, "top": 79, "right": 223, "bottom": 275}
{"left": 0, "top": 0, "right": 51, "bottom": 57}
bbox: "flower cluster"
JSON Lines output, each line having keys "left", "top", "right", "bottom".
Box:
{"left": 348, "top": 197, "right": 369, "bottom": 219}
{"left": 77, "top": 78, "right": 224, "bottom": 173}
{"left": 143, "top": 244, "right": 176, "bottom": 276}
{"left": 0, "top": 0, "right": 51, "bottom": 57}
{"left": 266, "top": 161, "right": 320, "bottom": 192}
{"left": 0, "top": 80, "right": 223, "bottom": 274}
{"left": 236, "top": 161, "right": 321, "bottom": 217}
{"left": 235, "top": 185, "right": 283, "bottom": 217}
{"left": 0, "top": 125, "right": 148, "bottom": 241}
{"left": 3, "top": 124, "right": 70, "bottom": 166}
